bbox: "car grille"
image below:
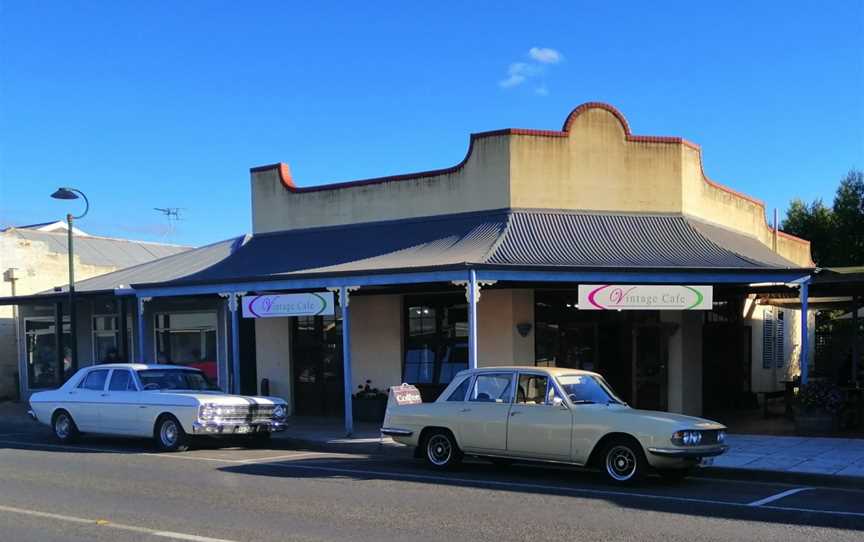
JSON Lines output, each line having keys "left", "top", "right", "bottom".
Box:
{"left": 215, "top": 404, "right": 275, "bottom": 423}
{"left": 699, "top": 430, "right": 721, "bottom": 445}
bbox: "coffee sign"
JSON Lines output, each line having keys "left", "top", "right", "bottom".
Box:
{"left": 578, "top": 285, "right": 712, "bottom": 310}
{"left": 242, "top": 292, "right": 335, "bottom": 318}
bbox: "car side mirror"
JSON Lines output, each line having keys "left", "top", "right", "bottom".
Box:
{"left": 551, "top": 396, "right": 568, "bottom": 410}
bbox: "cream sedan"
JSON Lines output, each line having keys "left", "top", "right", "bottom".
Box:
{"left": 382, "top": 367, "right": 728, "bottom": 483}
{"left": 28, "top": 363, "right": 288, "bottom": 452}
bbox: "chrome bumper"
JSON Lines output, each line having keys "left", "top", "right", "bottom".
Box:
{"left": 192, "top": 420, "right": 287, "bottom": 435}
{"left": 648, "top": 445, "right": 728, "bottom": 458}
{"left": 380, "top": 427, "right": 413, "bottom": 437}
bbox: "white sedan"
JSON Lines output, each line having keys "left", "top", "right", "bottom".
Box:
{"left": 28, "top": 363, "right": 288, "bottom": 452}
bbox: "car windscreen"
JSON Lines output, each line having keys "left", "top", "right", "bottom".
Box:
{"left": 136, "top": 369, "right": 219, "bottom": 391}
{"left": 556, "top": 374, "right": 625, "bottom": 405}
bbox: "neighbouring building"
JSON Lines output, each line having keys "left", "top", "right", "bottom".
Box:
{"left": 0, "top": 222, "right": 189, "bottom": 399}
{"left": 6, "top": 102, "right": 860, "bottom": 434}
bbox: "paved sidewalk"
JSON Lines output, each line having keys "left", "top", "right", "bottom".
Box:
{"left": 715, "top": 434, "right": 864, "bottom": 477}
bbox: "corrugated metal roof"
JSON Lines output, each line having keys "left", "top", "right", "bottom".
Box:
{"left": 488, "top": 212, "right": 795, "bottom": 268}
{"left": 16, "top": 209, "right": 802, "bottom": 298}
{"left": 5, "top": 228, "right": 190, "bottom": 269}
{"left": 48, "top": 237, "right": 242, "bottom": 294}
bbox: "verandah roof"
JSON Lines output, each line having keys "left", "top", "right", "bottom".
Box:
{"left": 1, "top": 208, "right": 810, "bottom": 303}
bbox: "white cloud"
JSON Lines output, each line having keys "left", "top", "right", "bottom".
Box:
{"left": 499, "top": 47, "right": 563, "bottom": 93}
{"left": 529, "top": 47, "right": 562, "bottom": 64}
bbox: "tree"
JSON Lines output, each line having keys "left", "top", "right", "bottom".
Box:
{"left": 781, "top": 170, "right": 864, "bottom": 266}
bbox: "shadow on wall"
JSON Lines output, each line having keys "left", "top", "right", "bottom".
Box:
{"left": 0, "top": 317, "right": 19, "bottom": 401}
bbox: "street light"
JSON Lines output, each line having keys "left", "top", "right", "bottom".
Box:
{"left": 50, "top": 187, "right": 89, "bottom": 380}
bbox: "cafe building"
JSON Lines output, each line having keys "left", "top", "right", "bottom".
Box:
{"left": 3, "top": 103, "right": 829, "bottom": 434}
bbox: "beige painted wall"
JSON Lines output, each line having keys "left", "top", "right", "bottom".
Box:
{"left": 747, "top": 303, "right": 815, "bottom": 394}
{"left": 251, "top": 134, "right": 511, "bottom": 233}
{"left": 254, "top": 317, "right": 293, "bottom": 414}
{"left": 477, "top": 289, "right": 535, "bottom": 367}
{"left": 249, "top": 103, "right": 813, "bottom": 266}
{"left": 662, "top": 311, "right": 704, "bottom": 416}
{"left": 349, "top": 294, "right": 403, "bottom": 391}
{"left": 509, "top": 108, "right": 683, "bottom": 214}
{"left": 0, "top": 234, "right": 120, "bottom": 399}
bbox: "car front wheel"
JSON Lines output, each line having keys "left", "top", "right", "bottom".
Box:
{"left": 423, "top": 429, "right": 462, "bottom": 470}
{"left": 601, "top": 438, "right": 646, "bottom": 484}
{"left": 155, "top": 415, "right": 189, "bottom": 452}
{"left": 52, "top": 410, "right": 79, "bottom": 444}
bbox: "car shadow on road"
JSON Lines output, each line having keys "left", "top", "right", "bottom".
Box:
{"left": 218, "top": 457, "right": 864, "bottom": 532}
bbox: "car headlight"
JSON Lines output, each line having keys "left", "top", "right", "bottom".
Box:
{"left": 199, "top": 403, "right": 217, "bottom": 420}
{"left": 671, "top": 430, "right": 703, "bottom": 446}
{"left": 717, "top": 430, "right": 726, "bottom": 444}
{"left": 273, "top": 404, "right": 286, "bottom": 419}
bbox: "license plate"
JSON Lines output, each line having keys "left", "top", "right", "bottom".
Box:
{"left": 699, "top": 457, "right": 714, "bottom": 467}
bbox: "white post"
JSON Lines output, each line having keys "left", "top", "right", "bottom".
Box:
{"left": 468, "top": 269, "right": 478, "bottom": 370}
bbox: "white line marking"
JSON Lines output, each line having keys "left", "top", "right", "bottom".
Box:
{"left": 0, "top": 503, "right": 239, "bottom": 542}
{"left": 748, "top": 487, "right": 811, "bottom": 507}
{"left": 257, "top": 462, "right": 864, "bottom": 518}
{"left": 2, "top": 438, "right": 864, "bottom": 519}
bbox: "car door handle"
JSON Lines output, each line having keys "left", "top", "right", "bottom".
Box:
{"left": 510, "top": 411, "right": 521, "bottom": 417}
{"left": 459, "top": 408, "right": 471, "bottom": 413}
{"left": 68, "top": 391, "right": 76, "bottom": 395}
{"left": 101, "top": 393, "right": 109, "bottom": 397}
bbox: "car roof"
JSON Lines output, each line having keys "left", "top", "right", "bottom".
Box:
{"left": 83, "top": 363, "right": 202, "bottom": 371}
{"left": 461, "top": 366, "right": 601, "bottom": 378}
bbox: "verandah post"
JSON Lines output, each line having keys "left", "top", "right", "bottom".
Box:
{"left": 800, "top": 280, "right": 810, "bottom": 385}
{"left": 340, "top": 286, "right": 354, "bottom": 437}
{"left": 468, "top": 269, "right": 478, "bottom": 370}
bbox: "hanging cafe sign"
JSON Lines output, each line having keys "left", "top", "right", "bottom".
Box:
{"left": 242, "top": 292, "right": 335, "bottom": 318}
{"left": 578, "top": 285, "right": 713, "bottom": 311}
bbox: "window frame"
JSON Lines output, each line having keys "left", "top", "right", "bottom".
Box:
{"left": 107, "top": 369, "right": 138, "bottom": 392}
{"left": 78, "top": 369, "right": 110, "bottom": 392}
{"left": 466, "top": 371, "right": 516, "bottom": 404}
{"left": 402, "top": 294, "right": 469, "bottom": 387}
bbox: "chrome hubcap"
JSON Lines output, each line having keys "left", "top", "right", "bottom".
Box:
{"left": 55, "top": 415, "right": 70, "bottom": 438}
{"left": 427, "top": 434, "right": 452, "bottom": 466}
{"left": 160, "top": 420, "right": 178, "bottom": 447}
{"left": 606, "top": 445, "right": 637, "bottom": 481}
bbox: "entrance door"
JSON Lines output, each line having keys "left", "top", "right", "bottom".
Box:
{"left": 292, "top": 316, "right": 344, "bottom": 417}
{"left": 632, "top": 325, "right": 668, "bottom": 411}
{"left": 703, "top": 323, "right": 752, "bottom": 412}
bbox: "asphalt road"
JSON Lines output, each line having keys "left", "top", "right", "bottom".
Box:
{"left": 1, "top": 417, "right": 863, "bottom": 542}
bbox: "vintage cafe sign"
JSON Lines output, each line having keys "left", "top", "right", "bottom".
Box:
{"left": 242, "top": 292, "right": 335, "bottom": 318}
{"left": 578, "top": 285, "right": 712, "bottom": 311}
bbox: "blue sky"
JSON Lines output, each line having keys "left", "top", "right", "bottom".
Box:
{"left": 1, "top": 1, "right": 861, "bottom": 247}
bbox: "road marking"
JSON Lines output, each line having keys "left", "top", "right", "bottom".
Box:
{"left": 748, "top": 487, "right": 811, "bottom": 507}
{"left": 2, "top": 438, "right": 864, "bottom": 519}
{"left": 0, "top": 503, "right": 240, "bottom": 542}
{"left": 258, "top": 461, "right": 864, "bottom": 519}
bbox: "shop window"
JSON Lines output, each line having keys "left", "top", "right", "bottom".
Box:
{"left": 154, "top": 312, "right": 218, "bottom": 381}
{"left": 24, "top": 317, "right": 71, "bottom": 389}
{"left": 403, "top": 296, "right": 468, "bottom": 387}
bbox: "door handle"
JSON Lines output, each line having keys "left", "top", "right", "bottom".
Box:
{"left": 459, "top": 408, "right": 471, "bottom": 413}
{"left": 101, "top": 393, "right": 109, "bottom": 397}
{"left": 68, "top": 391, "right": 76, "bottom": 395}
{"left": 510, "top": 411, "right": 521, "bottom": 417}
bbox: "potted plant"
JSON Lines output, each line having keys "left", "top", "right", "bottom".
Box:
{"left": 794, "top": 380, "right": 843, "bottom": 434}
{"left": 352, "top": 379, "right": 388, "bottom": 423}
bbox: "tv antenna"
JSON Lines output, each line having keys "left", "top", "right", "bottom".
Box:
{"left": 153, "top": 207, "right": 184, "bottom": 238}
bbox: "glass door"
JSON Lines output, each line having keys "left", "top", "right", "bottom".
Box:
{"left": 292, "top": 316, "right": 344, "bottom": 417}
{"left": 632, "top": 325, "right": 668, "bottom": 411}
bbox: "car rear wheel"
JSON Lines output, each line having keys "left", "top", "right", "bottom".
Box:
{"left": 601, "top": 438, "right": 646, "bottom": 484}
{"left": 423, "top": 429, "right": 462, "bottom": 470}
{"left": 155, "top": 415, "right": 189, "bottom": 452}
{"left": 52, "top": 410, "right": 79, "bottom": 444}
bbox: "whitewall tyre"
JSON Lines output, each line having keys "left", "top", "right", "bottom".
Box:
{"left": 52, "top": 410, "right": 79, "bottom": 444}
{"left": 155, "top": 415, "right": 189, "bottom": 452}
{"left": 423, "top": 430, "right": 463, "bottom": 470}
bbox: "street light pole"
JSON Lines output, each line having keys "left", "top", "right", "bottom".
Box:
{"left": 51, "top": 187, "right": 89, "bottom": 382}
